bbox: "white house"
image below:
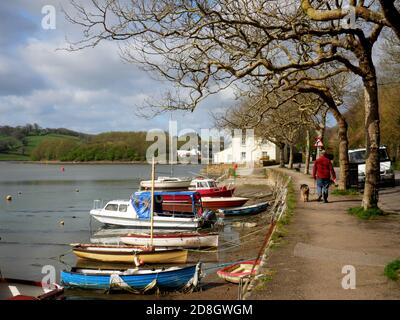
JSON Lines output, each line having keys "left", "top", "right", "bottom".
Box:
{"left": 213, "top": 135, "right": 279, "bottom": 164}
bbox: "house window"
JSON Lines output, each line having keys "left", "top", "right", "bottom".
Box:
{"left": 241, "top": 152, "right": 246, "bottom": 161}
{"left": 262, "top": 152, "right": 268, "bottom": 158}
{"left": 241, "top": 135, "right": 246, "bottom": 146}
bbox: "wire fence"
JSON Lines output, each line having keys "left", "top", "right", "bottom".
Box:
{"left": 239, "top": 170, "right": 292, "bottom": 300}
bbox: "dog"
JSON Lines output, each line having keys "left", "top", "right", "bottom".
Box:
{"left": 300, "top": 184, "right": 310, "bottom": 202}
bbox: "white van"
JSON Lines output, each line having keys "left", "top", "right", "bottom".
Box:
{"left": 348, "top": 146, "right": 395, "bottom": 187}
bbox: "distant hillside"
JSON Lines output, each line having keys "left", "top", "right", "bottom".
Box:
{"left": 0, "top": 124, "right": 88, "bottom": 161}
{"left": 0, "top": 125, "right": 206, "bottom": 162}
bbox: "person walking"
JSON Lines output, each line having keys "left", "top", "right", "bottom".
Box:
{"left": 312, "top": 149, "right": 336, "bottom": 203}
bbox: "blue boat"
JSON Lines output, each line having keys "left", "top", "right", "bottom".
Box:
{"left": 60, "top": 263, "right": 202, "bottom": 293}
{"left": 218, "top": 202, "right": 269, "bottom": 216}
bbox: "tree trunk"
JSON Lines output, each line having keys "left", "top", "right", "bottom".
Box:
{"left": 330, "top": 107, "right": 349, "bottom": 190}
{"left": 304, "top": 129, "right": 310, "bottom": 175}
{"left": 362, "top": 78, "right": 381, "bottom": 209}
{"left": 362, "top": 76, "right": 380, "bottom": 210}
{"left": 279, "top": 143, "right": 285, "bottom": 167}
{"left": 288, "top": 144, "right": 294, "bottom": 169}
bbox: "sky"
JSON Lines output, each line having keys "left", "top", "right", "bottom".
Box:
{"left": 0, "top": 1, "right": 388, "bottom": 135}
{"left": 0, "top": 1, "right": 235, "bottom": 134}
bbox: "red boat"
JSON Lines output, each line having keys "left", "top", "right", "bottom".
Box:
{"left": 0, "top": 278, "right": 64, "bottom": 300}
{"left": 162, "top": 178, "right": 234, "bottom": 202}
{"left": 189, "top": 178, "right": 235, "bottom": 197}
{"left": 162, "top": 196, "right": 248, "bottom": 212}
{"left": 200, "top": 197, "right": 249, "bottom": 209}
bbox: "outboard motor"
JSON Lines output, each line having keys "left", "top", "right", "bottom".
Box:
{"left": 202, "top": 210, "right": 217, "bottom": 228}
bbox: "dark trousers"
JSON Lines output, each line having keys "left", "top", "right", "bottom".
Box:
{"left": 316, "top": 178, "right": 331, "bottom": 200}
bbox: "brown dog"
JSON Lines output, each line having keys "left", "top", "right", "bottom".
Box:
{"left": 300, "top": 184, "right": 310, "bottom": 202}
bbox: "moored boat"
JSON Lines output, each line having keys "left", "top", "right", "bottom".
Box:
{"left": 90, "top": 191, "right": 209, "bottom": 229}
{"left": 0, "top": 278, "right": 64, "bottom": 300}
{"left": 71, "top": 244, "right": 188, "bottom": 264}
{"left": 60, "top": 263, "right": 202, "bottom": 293}
{"left": 189, "top": 178, "right": 235, "bottom": 197}
{"left": 217, "top": 260, "right": 259, "bottom": 284}
{"left": 218, "top": 202, "right": 269, "bottom": 216}
{"left": 140, "top": 177, "right": 191, "bottom": 190}
{"left": 120, "top": 231, "right": 219, "bottom": 248}
{"left": 201, "top": 197, "right": 249, "bottom": 209}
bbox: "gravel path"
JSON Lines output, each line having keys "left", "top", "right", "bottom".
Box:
{"left": 250, "top": 168, "right": 400, "bottom": 300}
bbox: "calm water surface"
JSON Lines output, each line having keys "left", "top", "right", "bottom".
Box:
{"left": 0, "top": 162, "right": 256, "bottom": 299}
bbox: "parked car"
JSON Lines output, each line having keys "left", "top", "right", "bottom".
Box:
{"left": 348, "top": 146, "right": 395, "bottom": 187}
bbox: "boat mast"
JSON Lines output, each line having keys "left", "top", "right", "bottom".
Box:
{"left": 150, "top": 157, "right": 155, "bottom": 247}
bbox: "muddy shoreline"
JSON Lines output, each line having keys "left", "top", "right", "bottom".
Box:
{"left": 177, "top": 175, "right": 274, "bottom": 300}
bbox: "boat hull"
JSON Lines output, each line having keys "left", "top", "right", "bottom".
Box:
{"left": 140, "top": 180, "right": 191, "bottom": 190}
{"left": 72, "top": 246, "right": 188, "bottom": 264}
{"left": 90, "top": 209, "right": 201, "bottom": 229}
{"left": 201, "top": 197, "right": 249, "bottom": 209}
{"left": 0, "top": 278, "right": 64, "bottom": 300}
{"left": 61, "top": 263, "right": 202, "bottom": 292}
{"left": 217, "top": 260, "right": 259, "bottom": 284}
{"left": 219, "top": 202, "right": 269, "bottom": 216}
{"left": 120, "top": 232, "right": 219, "bottom": 248}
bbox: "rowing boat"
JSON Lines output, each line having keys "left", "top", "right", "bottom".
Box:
{"left": 71, "top": 244, "right": 188, "bottom": 264}
{"left": 217, "top": 260, "right": 259, "bottom": 284}
{"left": 61, "top": 263, "right": 202, "bottom": 293}
{"left": 0, "top": 278, "right": 64, "bottom": 300}
{"left": 218, "top": 202, "right": 269, "bottom": 216}
{"left": 120, "top": 231, "right": 219, "bottom": 248}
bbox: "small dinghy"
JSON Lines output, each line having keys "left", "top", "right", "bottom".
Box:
{"left": 0, "top": 278, "right": 64, "bottom": 300}
{"left": 218, "top": 202, "right": 269, "bottom": 216}
{"left": 140, "top": 177, "right": 191, "bottom": 190}
{"left": 217, "top": 260, "right": 259, "bottom": 284}
{"left": 120, "top": 231, "right": 219, "bottom": 248}
{"left": 61, "top": 263, "right": 202, "bottom": 293}
{"left": 71, "top": 244, "right": 188, "bottom": 265}
{"left": 201, "top": 197, "right": 249, "bottom": 209}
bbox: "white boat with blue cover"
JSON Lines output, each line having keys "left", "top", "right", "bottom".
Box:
{"left": 90, "top": 191, "right": 211, "bottom": 229}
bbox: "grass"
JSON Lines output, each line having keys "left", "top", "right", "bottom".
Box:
{"left": 0, "top": 134, "right": 80, "bottom": 160}
{"left": 347, "top": 206, "right": 386, "bottom": 220}
{"left": 270, "top": 177, "right": 296, "bottom": 248}
{"left": 254, "top": 269, "right": 275, "bottom": 291}
{"left": 331, "top": 188, "right": 359, "bottom": 196}
{"left": 384, "top": 259, "right": 400, "bottom": 281}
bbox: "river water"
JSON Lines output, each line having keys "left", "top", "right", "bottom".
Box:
{"left": 0, "top": 162, "right": 271, "bottom": 299}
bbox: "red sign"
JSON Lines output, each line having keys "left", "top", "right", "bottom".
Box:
{"left": 314, "top": 138, "right": 324, "bottom": 148}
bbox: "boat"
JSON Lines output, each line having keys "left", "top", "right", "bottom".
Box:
{"left": 217, "top": 260, "right": 259, "bottom": 284}
{"left": 90, "top": 191, "right": 211, "bottom": 229}
{"left": 0, "top": 278, "right": 64, "bottom": 300}
{"left": 218, "top": 202, "right": 269, "bottom": 216}
{"left": 189, "top": 178, "right": 235, "bottom": 197}
{"left": 90, "top": 227, "right": 180, "bottom": 244}
{"left": 71, "top": 244, "right": 188, "bottom": 265}
{"left": 120, "top": 231, "right": 219, "bottom": 248}
{"left": 201, "top": 197, "right": 249, "bottom": 209}
{"left": 60, "top": 263, "right": 202, "bottom": 293}
{"left": 140, "top": 176, "right": 191, "bottom": 190}
{"left": 161, "top": 195, "right": 248, "bottom": 212}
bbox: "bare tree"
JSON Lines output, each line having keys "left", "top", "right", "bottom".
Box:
{"left": 65, "top": 0, "right": 397, "bottom": 209}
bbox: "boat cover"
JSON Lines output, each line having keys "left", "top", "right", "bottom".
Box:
{"left": 131, "top": 191, "right": 199, "bottom": 220}
{"left": 131, "top": 192, "right": 152, "bottom": 220}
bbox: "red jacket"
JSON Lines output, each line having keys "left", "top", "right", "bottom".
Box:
{"left": 313, "top": 154, "right": 336, "bottom": 180}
